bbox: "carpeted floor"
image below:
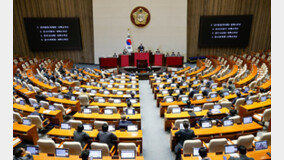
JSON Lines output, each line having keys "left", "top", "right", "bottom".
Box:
{"left": 139, "top": 80, "right": 176, "bottom": 160}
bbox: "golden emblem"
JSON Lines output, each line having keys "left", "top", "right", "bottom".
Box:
{"left": 130, "top": 6, "right": 151, "bottom": 27}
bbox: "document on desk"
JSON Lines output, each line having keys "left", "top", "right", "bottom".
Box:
{"left": 43, "top": 110, "right": 51, "bottom": 114}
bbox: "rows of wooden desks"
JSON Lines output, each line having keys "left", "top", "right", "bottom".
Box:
{"left": 13, "top": 103, "right": 63, "bottom": 124}
{"left": 159, "top": 94, "right": 236, "bottom": 117}
{"left": 164, "top": 108, "right": 230, "bottom": 131}
{"left": 47, "top": 128, "right": 143, "bottom": 152}
{"left": 46, "top": 97, "right": 81, "bottom": 112}
{"left": 170, "top": 122, "right": 263, "bottom": 151}
{"left": 181, "top": 146, "right": 271, "bottom": 160}
{"left": 80, "top": 85, "right": 140, "bottom": 92}
{"left": 33, "top": 153, "right": 144, "bottom": 160}
{"left": 26, "top": 70, "right": 58, "bottom": 92}
{"left": 13, "top": 82, "right": 36, "bottom": 98}
{"left": 13, "top": 122, "right": 39, "bottom": 145}
{"left": 73, "top": 112, "right": 141, "bottom": 129}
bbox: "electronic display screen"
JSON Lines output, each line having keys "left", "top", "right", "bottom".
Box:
{"left": 198, "top": 15, "right": 253, "bottom": 47}
{"left": 24, "top": 18, "right": 82, "bottom": 51}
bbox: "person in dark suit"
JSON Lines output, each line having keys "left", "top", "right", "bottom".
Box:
{"left": 199, "top": 147, "right": 211, "bottom": 160}
{"left": 202, "top": 85, "right": 212, "bottom": 97}
{"left": 189, "top": 86, "right": 199, "bottom": 99}
{"left": 80, "top": 149, "right": 89, "bottom": 160}
{"left": 64, "top": 87, "right": 74, "bottom": 99}
{"left": 228, "top": 81, "right": 236, "bottom": 92}
{"left": 245, "top": 92, "right": 254, "bottom": 101}
{"left": 73, "top": 124, "right": 90, "bottom": 148}
{"left": 184, "top": 100, "right": 194, "bottom": 109}
{"left": 138, "top": 43, "right": 144, "bottom": 52}
{"left": 232, "top": 92, "right": 242, "bottom": 105}
{"left": 229, "top": 145, "right": 254, "bottom": 160}
{"left": 35, "top": 92, "right": 47, "bottom": 103}
{"left": 206, "top": 77, "right": 213, "bottom": 87}
{"left": 97, "top": 124, "right": 118, "bottom": 149}
{"left": 222, "top": 109, "right": 237, "bottom": 122}
{"left": 13, "top": 147, "right": 33, "bottom": 160}
{"left": 30, "top": 106, "right": 44, "bottom": 121}
{"left": 118, "top": 114, "right": 133, "bottom": 129}
{"left": 174, "top": 121, "right": 196, "bottom": 160}
{"left": 113, "top": 53, "right": 118, "bottom": 58}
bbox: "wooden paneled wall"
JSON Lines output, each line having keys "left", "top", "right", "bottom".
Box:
{"left": 187, "top": 0, "right": 271, "bottom": 58}
{"left": 13, "top": 0, "right": 94, "bottom": 64}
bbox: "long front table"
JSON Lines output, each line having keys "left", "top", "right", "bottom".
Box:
{"left": 170, "top": 122, "right": 263, "bottom": 151}
{"left": 13, "top": 122, "right": 39, "bottom": 145}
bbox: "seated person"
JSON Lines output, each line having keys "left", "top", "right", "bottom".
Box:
{"left": 123, "top": 101, "right": 135, "bottom": 113}
{"left": 228, "top": 81, "right": 236, "bottom": 92}
{"left": 228, "top": 145, "right": 254, "bottom": 160}
{"left": 30, "top": 106, "right": 44, "bottom": 121}
{"left": 13, "top": 147, "right": 33, "bottom": 160}
{"left": 177, "top": 52, "right": 181, "bottom": 56}
{"left": 80, "top": 88, "right": 92, "bottom": 100}
{"left": 199, "top": 147, "right": 211, "bottom": 160}
{"left": 156, "top": 48, "right": 161, "bottom": 54}
{"left": 171, "top": 52, "right": 175, "bottom": 56}
{"left": 202, "top": 85, "right": 212, "bottom": 97}
{"left": 245, "top": 91, "right": 254, "bottom": 101}
{"left": 122, "top": 49, "right": 128, "bottom": 55}
{"left": 166, "top": 52, "right": 170, "bottom": 57}
{"left": 118, "top": 114, "right": 133, "bottom": 129}
{"left": 73, "top": 124, "right": 90, "bottom": 148}
{"left": 219, "top": 84, "right": 230, "bottom": 95}
{"left": 189, "top": 86, "right": 199, "bottom": 99}
{"left": 80, "top": 150, "right": 89, "bottom": 160}
{"left": 64, "top": 87, "right": 74, "bottom": 99}
{"left": 232, "top": 92, "right": 242, "bottom": 105}
{"left": 197, "top": 111, "right": 214, "bottom": 126}
{"left": 218, "top": 93, "right": 229, "bottom": 104}
{"left": 206, "top": 77, "right": 213, "bottom": 87}
{"left": 222, "top": 109, "right": 237, "bottom": 122}
{"left": 174, "top": 121, "right": 196, "bottom": 160}
{"left": 113, "top": 53, "right": 118, "bottom": 58}
{"left": 184, "top": 100, "right": 194, "bottom": 109}
{"left": 97, "top": 124, "right": 118, "bottom": 149}
{"left": 35, "top": 92, "right": 47, "bottom": 103}
{"left": 127, "top": 92, "right": 137, "bottom": 103}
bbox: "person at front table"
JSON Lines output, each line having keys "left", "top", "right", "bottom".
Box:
{"left": 13, "top": 147, "right": 33, "bottom": 160}
{"left": 228, "top": 145, "right": 254, "bottom": 160}
{"left": 156, "top": 48, "right": 161, "bottom": 54}
{"left": 138, "top": 43, "right": 144, "bottom": 52}
{"left": 199, "top": 147, "right": 211, "bottom": 160}
{"left": 174, "top": 121, "right": 196, "bottom": 160}
{"left": 97, "top": 123, "right": 118, "bottom": 149}
{"left": 177, "top": 52, "right": 181, "bottom": 56}
{"left": 118, "top": 114, "right": 133, "bottom": 129}
{"left": 171, "top": 52, "right": 176, "bottom": 56}
{"left": 122, "top": 49, "right": 128, "bottom": 55}
{"left": 113, "top": 53, "right": 118, "bottom": 58}
{"left": 74, "top": 124, "right": 90, "bottom": 148}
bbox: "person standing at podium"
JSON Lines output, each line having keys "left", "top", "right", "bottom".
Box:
{"left": 138, "top": 43, "right": 144, "bottom": 52}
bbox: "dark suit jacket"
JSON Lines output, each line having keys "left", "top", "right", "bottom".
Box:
{"left": 189, "top": 90, "right": 199, "bottom": 98}
{"left": 175, "top": 128, "right": 196, "bottom": 146}
{"left": 97, "top": 131, "right": 117, "bottom": 149}
{"left": 203, "top": 89, "right": 212, "bottom": 97}
{"left": 118, "top": 120, "right": 133, "bottom": 129}
{"left": 228, "top": 155, "right": 254, "bottom": 160}
{"left": 73, "top": 131, "right": 90, "bottom": 147}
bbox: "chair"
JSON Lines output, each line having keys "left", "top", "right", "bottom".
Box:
{"left": 248, "top": 95, "right": 258, "bottom": 102}
{"left": 205, "top": 138, "right": 227, "bottom": 153}
{"left": 208, "top": 92, "right": 217, "bottom": 98}
{"left": 174, "top": 119, "right": 189, "bottom": 129}
{"left": 229, "top": 134, "right": 254, "bottom": 149}
{"left": 178, "top": 95, "right": 189, "bottom": 101}
{"left": 29, "top": 98, "right": 38, "bottom": 105}
{"left": 63, "top": 141, "right": 83, "bottom": 155}
{"left": 40, "top": 101, "right": 49, "bottom": 109}
{"left": 13, "top": 112, "right": 23, "bottom": 123}
{"left": 91, "top": 142, "right": 115, "bottom": 156}
{"left": 88, "top": 106, "right": 100, "bottom": 113}
{"left": 118, "top": 142, "right": 139, "bottom": 156}
{"left": 27, "top": 115, "right": 49, "bottom": 130}
{"left": 74, "top": 81, "right": 81, "bottom": 87}
{"left": 54, "top": 103, "right": 71, "bottom": 116}
{"left": 220, "top": 101, "right": 232, "bottom": 110}
{"left": 78, "top": 95, "right": 89, "bottom": 106}
{"left": 234, "top": 98, "right": 245, "bottom": 111}
{"left": 229, "top": 115, "right": 241, "bottom": 123}
{"left": 253, "top": 108, "right": 271, "bottom": 123}
{"left": 202, "top": 103, "right": 214, "bottom": 110}
{"left": 167, "top": 105, "right": 180, "bottom": 113}
{"left": 105, "top": 106, "right": 118, "bottom": 113}
{"left": 254, "top": 132, "right": 271, "bottom": 146}
{"left": 193, "top": 94, "right": 203, "bottom": 100}
{"left": 183, "top": 140, "right": 202, "bottom": 155}
{"left": 94, "top": 121, "right": 108, "bottom": 130}
{"left": 68, "top": 120, "right": 82, "bottom": 129}
{"left": 37, "top": 139, "right": 62, "bottom": 154}
{"left": 163, "top": 96, "right": 174, "bottom": 103}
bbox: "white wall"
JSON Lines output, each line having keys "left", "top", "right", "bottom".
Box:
{"left": 93, "top": 0, "right": 187, "bottom": 64}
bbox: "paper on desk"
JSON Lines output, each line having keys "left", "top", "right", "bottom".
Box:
{"left": 43, "top": 110, "right": 51, "bottom": 114}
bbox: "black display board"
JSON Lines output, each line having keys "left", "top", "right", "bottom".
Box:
{"left": 24, "top": 18, "right": 82, "bottom": 51}
{"left": 198, "top": 15, "right": 253, "bottom": 48}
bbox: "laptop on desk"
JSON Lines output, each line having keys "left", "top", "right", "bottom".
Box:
{"left": 55, "top": 148, "right": 69, "bottom": 158}
{"left": 89, "top": 150, "right": 102, "bottom": 159}
{"left": 61, "top": 123, "right": 71, "bottom": 130}
{"left": 120, "top": 149, "right": 136, "bottom": 159}
{"left": 26, "top": 146, "right": 39, "bottom": 155}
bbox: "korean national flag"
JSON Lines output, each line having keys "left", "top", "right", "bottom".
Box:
{"left": 126, "top": 34, "right": 133, "bottom": 53}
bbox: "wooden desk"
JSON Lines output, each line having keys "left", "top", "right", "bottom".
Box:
{"left": 47, "top": 97, "right": 81, "bottom": 112}
{"left": 170, "top": 122, "right": 263, "bottom": 151}
{"left": 176, "top": 66, "right": 191, "bottom": 74}
{"left": 13, "top": 122, "right": 39, "bottom": 145}
{"left": 159, "top": 94, "right": 236, "bottom": 117}
{"left": 216, "top": 65, "right": 238, "bottom": 84}
{"left": 82, "top": 70, "right": 101, "bottom": 78}
{"left": 13, "top": 137, "right": 22, "bottom": 148}
{"left": 239, "top": 99, "right": 271, "bottom": 119}
{"left": 72, "top": 112, "right": 141, "bottom": 128}
{"left": 164, "top": 108, "right": 229, "bottom": 131}
{"left": 235, "top": 64, "right": 258, "bottom": 87}
{"left": 258, "top": 79, "right": 271, "bottom": 90}
{"left": 90, "top": 102, "right": 140, "bottom": 109}
{"left": 181, "top": 146, "right": 271, "bottom": 160}
{"left": 13, "top": 82, "right": 36, "bottom": 98}
{"left": 26, "top": 70, "right": 57, "bottom": 92}
{"left": 13, "top": 103, "right": 63, "bottom": 124}
{"left": 59, "top": 78, "right": 75, "bottom": 87}
{"left": 80, "top": 85, "right": 140, "bottom": 92}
